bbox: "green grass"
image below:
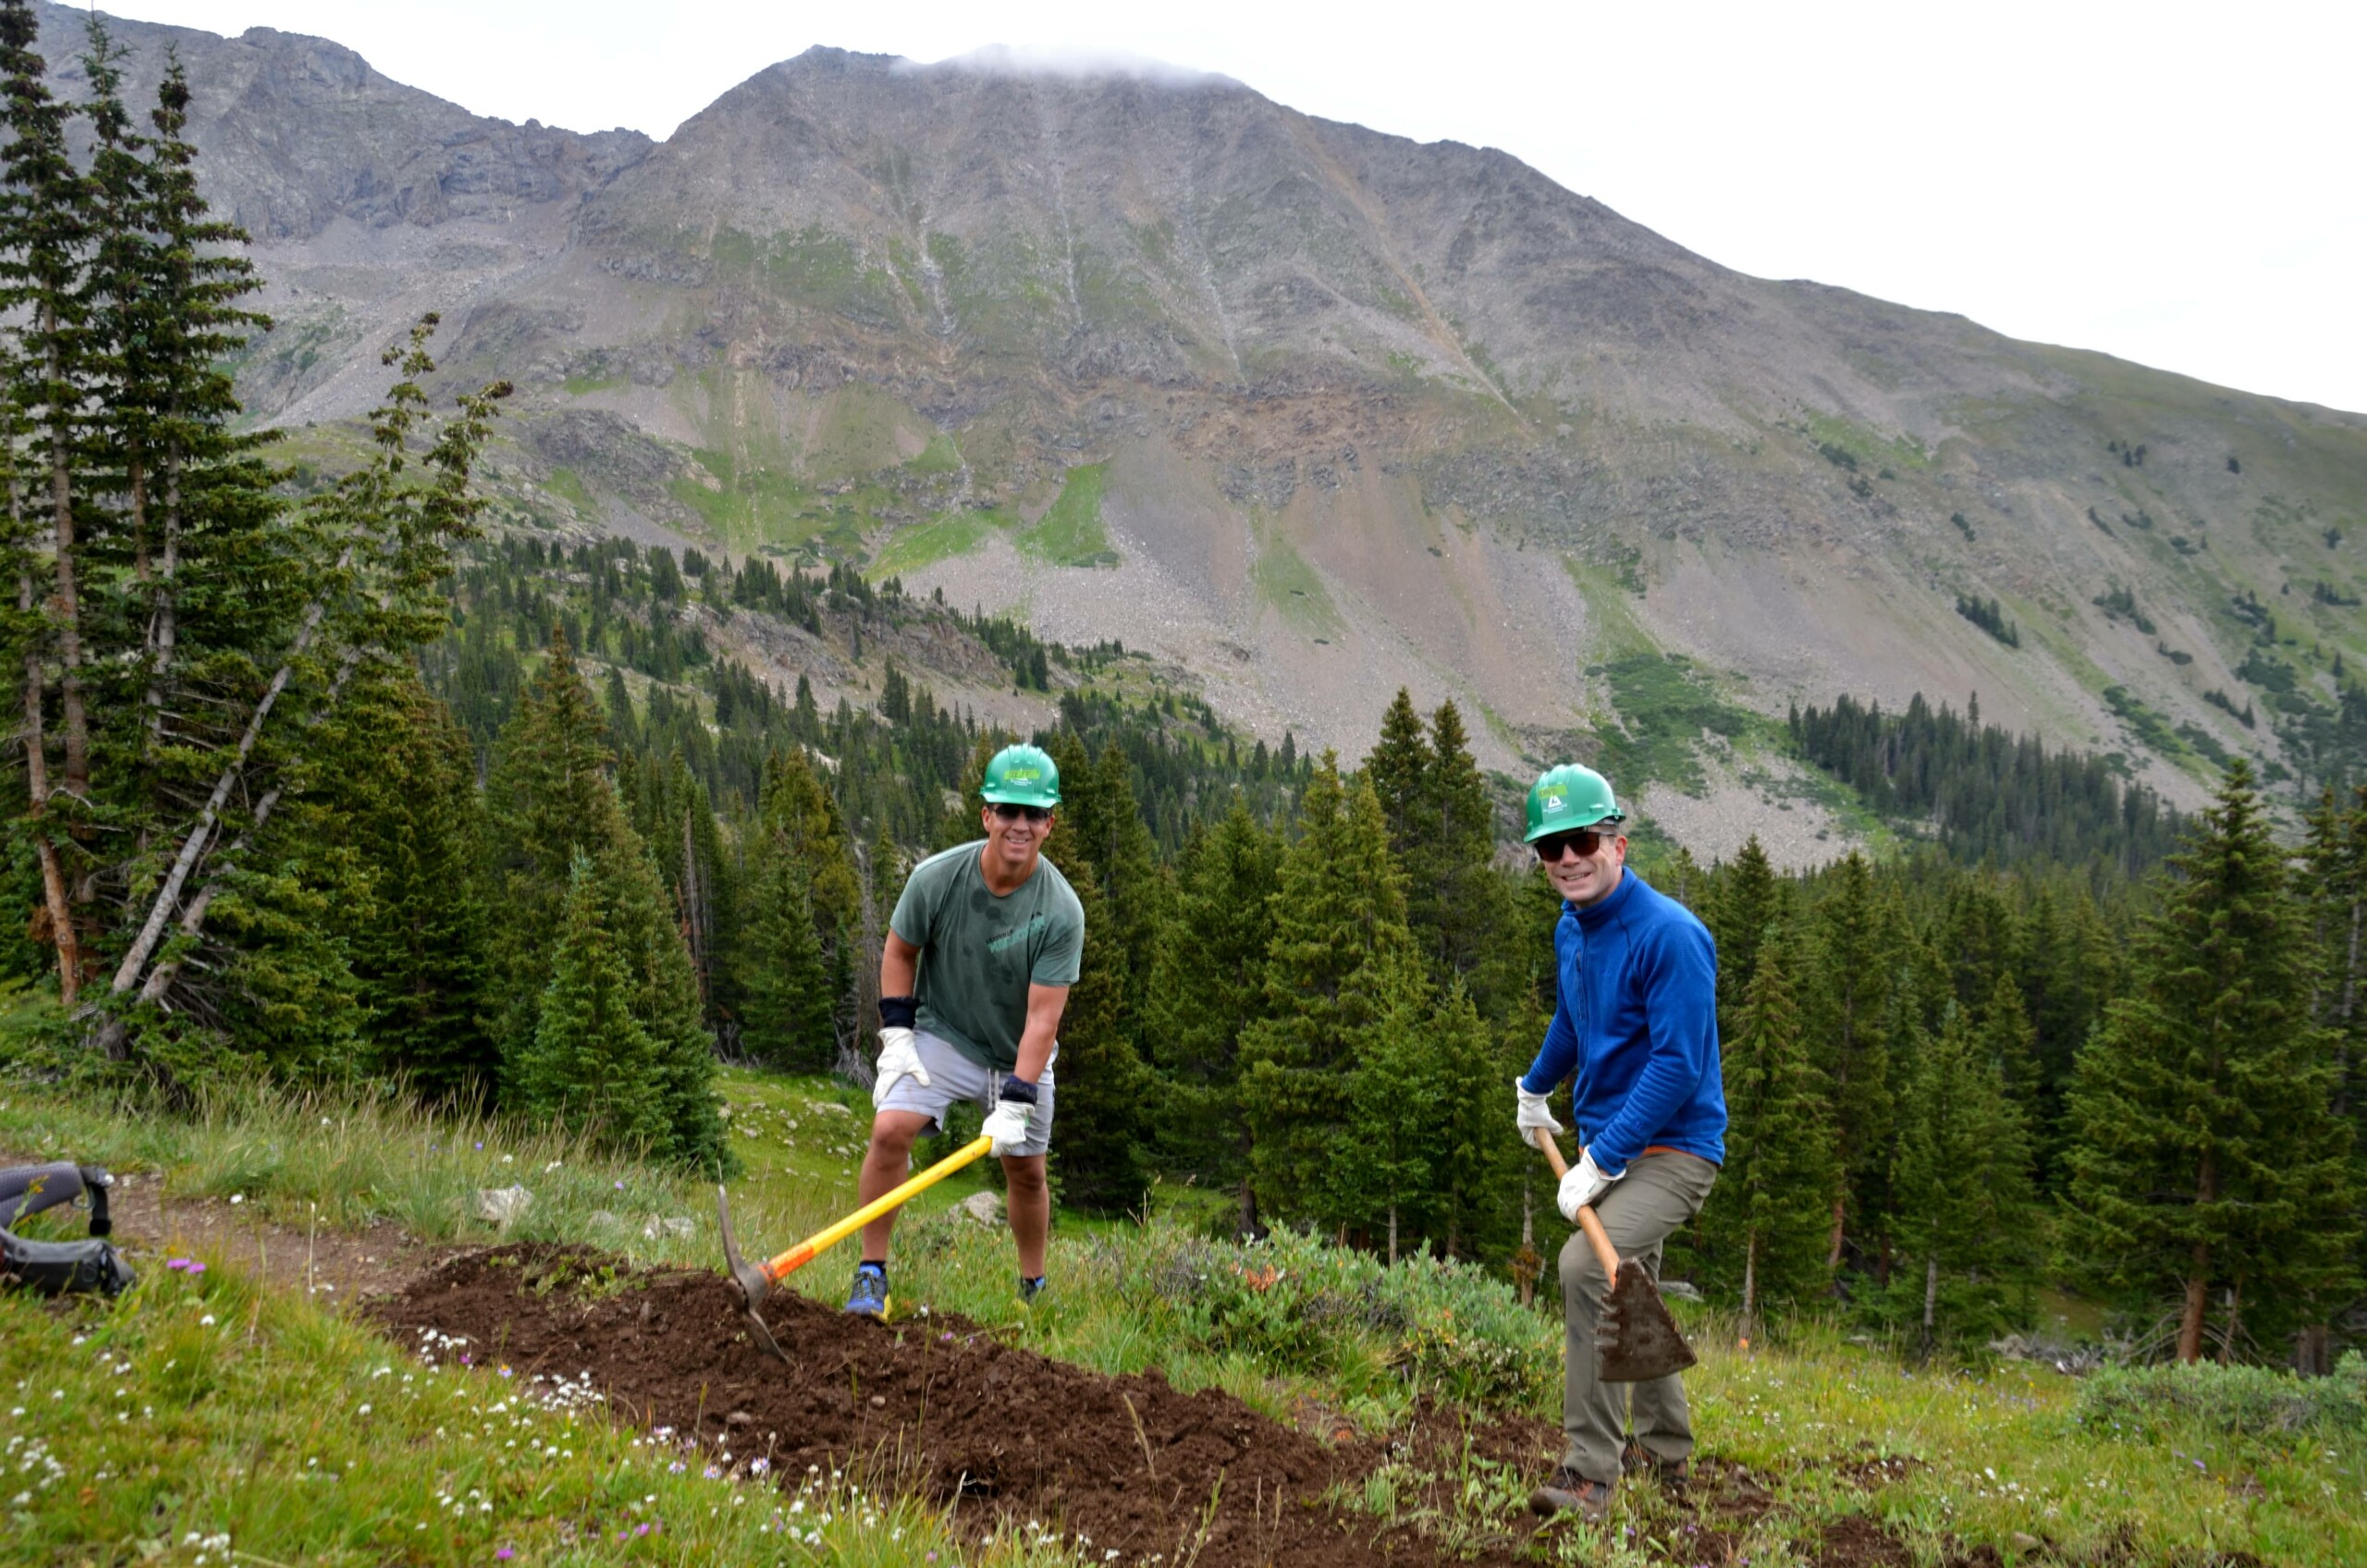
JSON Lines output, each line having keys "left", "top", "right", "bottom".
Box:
{"left": 1016, "top": 465, "right": 1117, "bottom": 569}
{"left": 561, "top": 373, "right": 626, "bottom": 398}
{"left": 1803, "top": 410, "right": 1932, "bottom": 474}
{"left": 543, "top": 467, "right": 597, "bottom": 522}
{"left": 906, "top": 434, "right": 963, "bottom": 477}
{"left": 7, "top": 1077, "right": 2364, "bottom": 1564}
{"left": 1594, "top": 654, "right": 1760, "bottom": 799}
{"left": 0, "top": 1236, "right": 1087, "bottom": 1567}
{"left": 867, "top": 508, "right": 1014, "bottom": 581}
{"left": 668, "top": 450, "right": 830, "bottom": 558}
{"left": 1249, "top": 533, "right": 1342, "bottom": 636}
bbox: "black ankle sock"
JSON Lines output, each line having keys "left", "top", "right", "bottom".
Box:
{"left": 857, "top": 1259, "right": 887, "bottom": 1279}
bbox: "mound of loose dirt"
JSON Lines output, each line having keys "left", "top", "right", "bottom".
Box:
{"left": 374, "top": 1245, "right": 1417, "bottom": 1566}
{"left": 368, "top": 1245, "right": 2032, "bottom": 1568}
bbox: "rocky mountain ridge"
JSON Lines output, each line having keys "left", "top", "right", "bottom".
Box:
{"left": 31, "top": 4, "right": 2367, "bottom": 857}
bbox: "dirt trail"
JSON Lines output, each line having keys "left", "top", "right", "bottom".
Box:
{"left": 0, "top": 1156, "right": 443, "bottom": 1302}
{"left": 364, "top": 1245, "right": 2027, "bottom": 1568}
{"left": 375, "top": 1245, "right": 1421, "bottom": 1566}
{"left": 7, "top": 1158, "right": 2041, "bottom": 1567}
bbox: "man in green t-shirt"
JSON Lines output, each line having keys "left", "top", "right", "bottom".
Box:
{"left": 846, "top": 742, "right": 1085, "bottom": 1317}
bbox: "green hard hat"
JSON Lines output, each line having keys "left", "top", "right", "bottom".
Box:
{"left": 981, "top": 743, "right": 1061, "bottom": 808}
{"left": 1524, "top": 763, "right": 1624, "bottom": 842}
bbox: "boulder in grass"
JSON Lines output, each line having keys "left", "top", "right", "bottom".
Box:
{"left": 474, "top": 1185, "right": 533, "bottom": 1227}
{"left": 957, "top": 1190, "right": 1005, "bottom": 1227}
{"left": 643, "top": 1215, "right": 696, "bottom": 1241}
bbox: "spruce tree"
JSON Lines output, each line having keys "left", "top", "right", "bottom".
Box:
{"left": 484, "top": 629, "right": 614, "bottom": 1051}
{"left": 2064, "top": 761, "right": 2354, "bottom": 1361}
{"left": 1036, "top": 855, "right": 1148, "bottom": 1211}
{"left": 1940, "top": 876, "right": 2020, "bottom": 1015}
{"left": 1976, "top": 970, "right": 2041, "bottom": 1106}
{"left": 1419, "top": 701, "right": 1518, "bottom": 1015}
{"left": 482, "top": 630, "right": 724, "bottom": 1168}
{"left": 1, "top": 0, "right": 99, "bottom": 998}
{"left": 1042, "top": 734, "right": 1166, "bottom": 1011}
{"left": 1366, "top": 688, "right": 1430, "bottom": 855}
{"left": 1806, "top": 850, "right": 1895, "bottom": 1269}
{"left": 1424, "top": 977, "right": 1515, "bottom": 1259}
{"left": 734, "top": 827, "right": 834, "bottom": 1071}
{"left": 333, "top": 671, "right": 496, "bottom": 1100}
{"left": 1140, "top": 803, "right": 1280, "bottom": 1219}
{"left": 600, "top": 827, "right": 729, "bottom": 1172}
{"left": 1889, "top": 1006, "right": 2040, "bottom": 1350}
{"left": 2015, "top": 884, "right": 2117, "bottom": 1186}
{"left": 1339, "top": 949, "right": 1441, "bottom": 1261}
{"left": 514, "top": 851, "right": 666, "bottom": 1152}
{"left": 1697, "top": 925, "right": 1835, "bottom": 1328}
{"left": 1706, "top": 836, "right": 1783, "bottom": 1018}
{"left": 1240, "top": 760, "right": 1420, "bottom": 1223}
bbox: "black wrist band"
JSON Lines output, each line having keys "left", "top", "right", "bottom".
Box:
{"left": 879, "top": 996, "right": 918, "bottom": 1029}
{"left": 999, "top": 1077, "right": 1039, "bottom": 1105}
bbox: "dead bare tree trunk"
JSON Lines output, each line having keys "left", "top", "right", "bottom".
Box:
{"left": 2219, "top": 1275, "right": 2244, "bottom": 1367}
{"left": 678, "top": 806, "right": 707, "bottom": 1006}
{"left": 15, "top": 536, "right": 76, "bottom": 1006}
{"left": 41, "top": 305, "right": 89, "bottom": 803}
{"left": 1921, "top": 1254, "right": 1940, "bottom": 1353}
{"left": 143, "top": 435, "right": 180, "bottom": 748}
{"left": 1741, "top": 1231, "right": 1760, "bottom": 1346}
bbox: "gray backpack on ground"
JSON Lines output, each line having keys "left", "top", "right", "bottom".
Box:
{"left": 0, "top": 1161, "right": 136, "bottom": 1297}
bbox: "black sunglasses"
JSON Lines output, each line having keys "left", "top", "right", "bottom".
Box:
{"left": 1534, "top": 827, "right": 1619, "bottom": 863}
{"left": 989, "top": 802, "right": 1050, "bottom": 824}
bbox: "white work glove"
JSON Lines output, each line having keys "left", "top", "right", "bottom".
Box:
{"left": 872, "top": 1026, "right": 929, "bottom": 1109}
{"left": 1556, "top": 1147, "right": 1624, "bottom": 1222}
{"left": 1515, "top": 1077, "right": 1563, "bottom": 1137}
{"left": 981, "top": 1085, "right": 1036, "bottom": 1156}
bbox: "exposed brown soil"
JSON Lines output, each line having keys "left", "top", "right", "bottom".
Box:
{"left": 368, "top": 1243, "right": 2013, "bottom": 1568}
{"left": 2, "top": 1153, "right": 447, "bottom": 1302}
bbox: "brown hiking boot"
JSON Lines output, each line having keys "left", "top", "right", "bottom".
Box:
{"left": 1621, "top": 1442, "right": 1690, "bottom": 1490}
{"left": 1527, "top": 1465, "right": 1613, "bottom": 1521}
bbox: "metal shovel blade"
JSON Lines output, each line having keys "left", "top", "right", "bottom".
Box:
{"left": 716, "top": 1185, "right": 790, "bottom": 1366}
{"left": 1597, "top": 1260, "right": 1698, "bottom": 1383}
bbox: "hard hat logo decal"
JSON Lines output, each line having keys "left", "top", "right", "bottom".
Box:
{"left": 1543, "top": 790, "right": 1565, "bottom": 812}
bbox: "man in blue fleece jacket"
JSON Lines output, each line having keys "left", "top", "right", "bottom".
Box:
{"left": 1512, "top": 763, "right": 1725, "bottom": 1521}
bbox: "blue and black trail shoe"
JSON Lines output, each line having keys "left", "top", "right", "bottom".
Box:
{"left": 844, "top": 1263, "right": 889, "bottom": 1317}
{"left": 1018, "top": 1274, "right": 1048, "bottom": 1306}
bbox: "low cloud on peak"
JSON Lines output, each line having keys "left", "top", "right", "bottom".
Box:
{"left": 911, "top": 43, "right": 1244, "bottom": 92}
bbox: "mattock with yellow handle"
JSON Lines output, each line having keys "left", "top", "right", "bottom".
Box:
{"left": 717, "top": 1134, "right": 996, "bottom": 1363}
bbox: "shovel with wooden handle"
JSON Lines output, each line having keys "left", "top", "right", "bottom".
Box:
{"left": 1530, "top": 1125, "right": 1698, "bottom": 1383}
{"left": 717, "top": 1133, "right": 997, "bottom": 1364}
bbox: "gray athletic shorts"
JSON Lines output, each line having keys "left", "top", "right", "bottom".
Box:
{"left": 874, "top": 1030, "right": 1057, "bottom": 1158}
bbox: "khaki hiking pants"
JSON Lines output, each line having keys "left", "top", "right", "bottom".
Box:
{"left": 1557, "top": 1148, "right": 1718, "bottom": 1484}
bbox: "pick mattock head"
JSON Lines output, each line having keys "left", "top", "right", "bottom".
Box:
{"left": 1597, "top": 1259, "right": 1698, "bottom": 1383}
{"left": 717, "top": 1184, "right": 790, "bottom": 1365}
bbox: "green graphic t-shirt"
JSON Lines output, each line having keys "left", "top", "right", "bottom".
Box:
{"left": 889, "top": 841, "right": 1085, "bottom": 1072}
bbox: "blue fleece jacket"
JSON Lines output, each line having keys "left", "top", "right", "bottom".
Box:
{"left": 1519, "top": 869, "right": 1726, "bottom": 1171}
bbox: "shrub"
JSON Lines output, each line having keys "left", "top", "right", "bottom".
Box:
{"left": 1119, "top": 1221, "right": 1559, "bottom": 1411}
{"left": 2074, "top": 1353, "right": 2367, "bottom": 1440}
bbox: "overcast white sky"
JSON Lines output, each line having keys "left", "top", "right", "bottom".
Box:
{"left": 101, "top": 0, "right": 2367, "bottom": 415}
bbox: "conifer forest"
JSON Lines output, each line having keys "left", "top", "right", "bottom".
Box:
{"left": 6, "top": 4, "right": 2365, "bottom": 1382}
